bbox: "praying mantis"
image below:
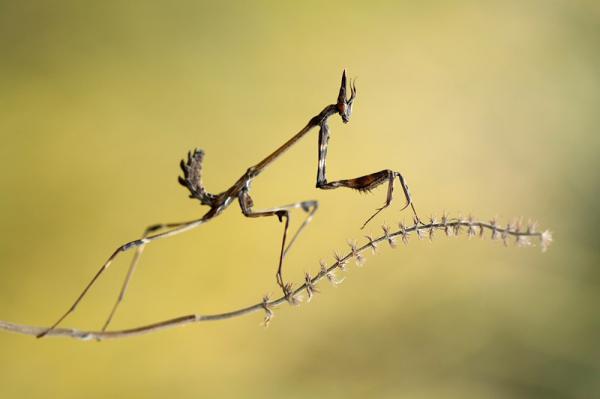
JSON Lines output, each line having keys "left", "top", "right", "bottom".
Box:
{"left": 38, "top": 70, "right": 419, "bottom": 338}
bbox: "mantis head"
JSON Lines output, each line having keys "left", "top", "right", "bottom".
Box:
{"left": 336, "top": 69, "right": 357, "bottom": 124}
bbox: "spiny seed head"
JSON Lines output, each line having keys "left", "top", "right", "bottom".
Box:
{"left": 454, "top": 214, "right": 465, "bottom": 235}
{"left": 445, "top": 224, "right": 452, "bottom": 237}
{"left": 319, "top": 259, "right": 327, "bottom": 273}
{"left": 541, "top": 230, "right": 553, "bottom": 252}
{"left": 467, "top": 215, "right": 476, "bottom": 238}
{"left": 284, "top": 283, "right": 302, "bottom": 306}
{"left": 491, "top": 218, "right": 499, "bottom": 240}
{"left": 399, "top": 222, "right": 409, "bottom": 245}
{"left": 382, "top": 224, "right": 396, "bottom": 248}
{"left": 334, "top": 251, "right": 348, "bottom": 270}
{"left": 304, "top": 272, "right": 319, "bottom": 302}
{"left": 514, "top": 218, "right": 523, "bottom": 233}
{"left": 527, "top": 220, "right": 537, "bottom": 234}
{"left": 364, "top": 234, "right": 378, "bottom": 254}
{"left": 467, "top": 225, "right": 476, "bottom": 238}
{"left": 347, "top": 240, "right": 365, "bottom": 266}
{"left": 517, "top": 234, "right": 532, "bottom": 247}
{"left": 502, "top": 224, "right": 510, "bottom": 246}
{"left": 327, "top": 269, "right": 344, "bottom": 286}
{"left": 441, "top": 213, "right": 452, "bottom": 236}
{"left": 415, "top": 223, "right": 424, "bottom": 240}
{"left": 261, "top": 295, "right": 273, "bottom": 327}
{"left": 453, "top": 221, "right": 462, "bottom": 236}
{"left": 354, "top": 252, "right": 366, "bottom": 267}
{"left": 320, "top": 260, "right": 343, "bottom": 285}
{"left": 416, "top": 227, "right": 424, "bottom": 240}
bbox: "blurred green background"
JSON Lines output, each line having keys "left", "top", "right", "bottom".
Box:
{"left": 1, "top": 1, "right": 598, "bottom": 398}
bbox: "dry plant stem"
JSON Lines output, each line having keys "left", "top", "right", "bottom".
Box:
{"left": 0, "top": 217, "right": 551, "bottom": 341}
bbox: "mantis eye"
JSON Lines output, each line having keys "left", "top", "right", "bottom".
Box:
{"left": 345, "top": 100, "right": 353, "bottom": 121}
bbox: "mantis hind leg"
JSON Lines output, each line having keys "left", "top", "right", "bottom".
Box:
{"left": 238, "top": 189, "right": 318, "bottom": 296}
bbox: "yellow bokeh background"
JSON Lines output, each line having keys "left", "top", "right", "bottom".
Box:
{"left": 1, "top": 1, "right": 598, "bottom": 397}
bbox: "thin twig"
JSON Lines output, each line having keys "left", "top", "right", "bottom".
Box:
{"left": 0, "top": 215, "right": 551, "bottom": 341}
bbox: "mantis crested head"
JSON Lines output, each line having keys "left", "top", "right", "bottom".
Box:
{"left": 336, "top": 69, "right": 356, "bottom": 124}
